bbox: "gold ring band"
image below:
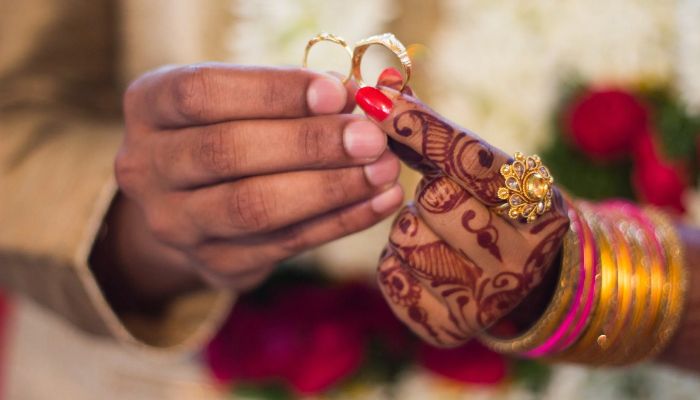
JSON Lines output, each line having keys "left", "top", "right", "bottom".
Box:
{"left": 302, "top": 33, "right": 353, "bottom": 83}
{"left": 351, "top": 33, "right": 412, "bottom": 91}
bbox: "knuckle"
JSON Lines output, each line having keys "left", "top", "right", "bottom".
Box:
{"left": 122, "top": 81, "right": 142, "bottom": 120}
{"left": 227, "top": 181, "right": 274, "bottom": 232}
{"left": 197, "top": 126, "right": 238, "bottom": 175}
{"left": 260, "top": 75, "right": 302, "bottom": 116}
{"left": 259, "top": 76, "right": 281, "bottom": 109}
{"left": 171, "top": 65, "right": 210, "bottom": 122}
{"left": 455, "top": 140, "right": 496, "bottom": 180}
{"left": 330, "top": 208, "right": 358, "bottom": 235}
{"left": 145, "top": 204, "right": 198, "bottom": 246}
{"left": 297, "top": 120, "right": 329, "bottom": 165}
{"left": 200, "top": 254, "right": 234, "bottom": 277}
{"left": 145, "top": 209, "right": 176, "bottom": 244}
{"left": 114, "top": 150, "right": 142, "bottom": 193}
{"left": 193, "top": 247, "right": 232, "bottom": 278}
{"left": 276, "top": 224, "right": 308, "bottom": 254}
{"left": 321, "top": 169, "right": 360, "bottom": 204}
{"left": 458, "top": 148, "right": 485, "bottom": 177}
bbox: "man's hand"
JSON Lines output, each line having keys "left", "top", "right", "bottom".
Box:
{"left": 106, "top": 64, "right": 404, "bottom": 300}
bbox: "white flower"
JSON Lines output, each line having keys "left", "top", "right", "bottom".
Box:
{"left": 226, "top": 0, "right": 396, "bottom": 71}
{"left": 427, "top": 0, "right": 675, "bottom": 155}
{"left": 677, "top": 0, "right": 700, "bottom": 114}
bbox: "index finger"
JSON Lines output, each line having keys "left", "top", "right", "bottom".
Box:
{"left": 124, "top": 63, "right": 354, "bottom": 128}
{"left": 355, "top": 85, "right": 510, "bottom": 205}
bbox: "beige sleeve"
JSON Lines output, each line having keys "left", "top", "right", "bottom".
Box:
{"left": 0, "top": 0, "right": 233, "bottom": 351}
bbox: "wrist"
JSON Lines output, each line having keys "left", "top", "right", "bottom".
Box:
{"left": 492, "top": 250, "right": 562, "bottom": 335}
{"left": 90, "top": 193, "right": 205, "bottom": 315}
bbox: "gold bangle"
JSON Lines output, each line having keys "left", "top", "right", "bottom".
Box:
{"left": 351, "top": 33, "right": 412, "bottom": 91}
{"left": 543, "top": 204, "right": 600, "bottom": 356}
{"left": 634, "top": 213, "right": 671, "bottom": 362}
{"left": 605, "top": 212, "right": 658, "bottom": 364}
{"left": 599, "top": 214, "right": 649, "bottom": 365}
{"left": 644, "top": 207, "right": 688, "bottom": 360}
{"left": 598, "top": 213, "right": 638, "bottom": 365}
{"left": 555, "top": 204, "right": 687, "bottom": 365}
{"left": 556, "top": 205, "right": 617, "bottom": 363}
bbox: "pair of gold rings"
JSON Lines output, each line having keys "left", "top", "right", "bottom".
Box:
{"left": 302, "top": 32, "right": 412, "bottom": 91}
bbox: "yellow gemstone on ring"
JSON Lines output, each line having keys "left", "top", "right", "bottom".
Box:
{"left": 525, "top": 172, "right": 549, "bottom": 200}
{"left": 495, "top": 152, "right": 554, "bottom": 223}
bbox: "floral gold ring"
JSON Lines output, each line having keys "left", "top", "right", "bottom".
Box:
{"left": 303, "top": 33, "right": 354, "bottom": 83}
{"left": 351, "top": 33, "right": 412, "bottom": 91}
{"left": 493, "top": 152, "right": 554, "bottom": 223}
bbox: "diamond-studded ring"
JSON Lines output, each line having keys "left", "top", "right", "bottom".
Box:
{"left": 493, "top": 152, "right": 554, "bottom": 223}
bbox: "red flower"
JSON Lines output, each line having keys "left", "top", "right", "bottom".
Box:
{"left": 566, "top": 88, "right": 648, "bottom": 160}
{"left": 204, "top": 282, "right": 405, "bottom": 395}
{"left": 418, "top": 340, "right": 507, "bottom": 385}
{"left": 632, "top": 133, "right": 687, "bottom": 213}
{"left": 205, "top": 302, "right": 303, "bottom": 384}
{"left": 285, "top": 320, "right": 364, "bottom": 394}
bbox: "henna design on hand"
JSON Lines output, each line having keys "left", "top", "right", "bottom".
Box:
{"left": 389, "top": 239, "right": 483, "bottom": 289}
{"left": 474, "top": 221, "right": 567, "bottom": 327}
{"left": 393, "top": 110, "right": 503, "bottom": 204}
{"left": 385, "top": 201, "right": 568, "bottom": 338}
{"left": 379, "top": 247, "right": 442, "bottom": 343}
{"left": 396, "top": 208, "right": 419, "bottom": 237}
{"left": 378, "top": 101, "right": 570, "bottom": 345}
{"left": 461, "top": 209, "right": 502, "bottom": 262}
{"left": 388, "top": 139, "right": 436, "bottom": 175}
{"left": 416, "top": 176, "right": 469, "bottom": 214}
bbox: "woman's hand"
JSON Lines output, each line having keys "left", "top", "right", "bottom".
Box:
{"left": 356, "top": 70, "right": 569, "bottom": 347}
{"left": 108, "top": 64, "right": 404, "bottom": 300}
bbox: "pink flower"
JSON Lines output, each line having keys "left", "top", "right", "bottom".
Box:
{"left": 418, "top": 340, "right": 507, "bottom": 385}
{"left": 205, "top": 282, "right": 404, "bottom": 395}
{"left": 566, "top": 88, "right": 648, "bottom": 160}
{"left": 632, "top": 133, "right": 687, "bottom": 213}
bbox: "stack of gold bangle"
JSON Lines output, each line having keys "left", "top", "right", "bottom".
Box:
{"left": 478, "top": 200, "right": 688, "bottom": 366}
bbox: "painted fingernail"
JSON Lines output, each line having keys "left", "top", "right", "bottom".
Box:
{"left": 307, "top": 74, "right": 347, "bottom": 115}
{"left": 343, "top": 120, "right": 386, "bottom": 159}
{"left": 371, "top": 184, "right": 404, "bottom": 214}
{"left": 355, "top": 86, "right": 392, "bottom": 121}
{"left": 364, "top": 152, "right": 400, "bottom": 187}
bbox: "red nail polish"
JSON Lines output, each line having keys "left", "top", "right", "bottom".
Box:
{"left": 355, "top": 86, "right": 393, "bottom": 121}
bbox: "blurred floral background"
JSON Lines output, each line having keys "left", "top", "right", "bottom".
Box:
{"left": 8, "top": 0, "right": 700, "bottom": 398}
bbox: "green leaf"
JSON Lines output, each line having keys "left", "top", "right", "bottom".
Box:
{"left": 511, "top": 359, "right": 552, "bottom": 393}
{"left": 232, "top": 382, "right": 293, "bottom": 400}
{"left": 541, "top": 133, "right": 635, "bottom": 200}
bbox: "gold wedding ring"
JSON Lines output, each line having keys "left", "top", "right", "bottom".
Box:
{"left": 352, "top": 33, "right": 412, "bottom": 91}
{"left": 494, "top": 152, "right": 554, "bottom": 223}
{"left": 304, "top": 32, "right": 413, "bottom": 90}
{"left": 303, "top": 33, "right": 354, "bottom": 83}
